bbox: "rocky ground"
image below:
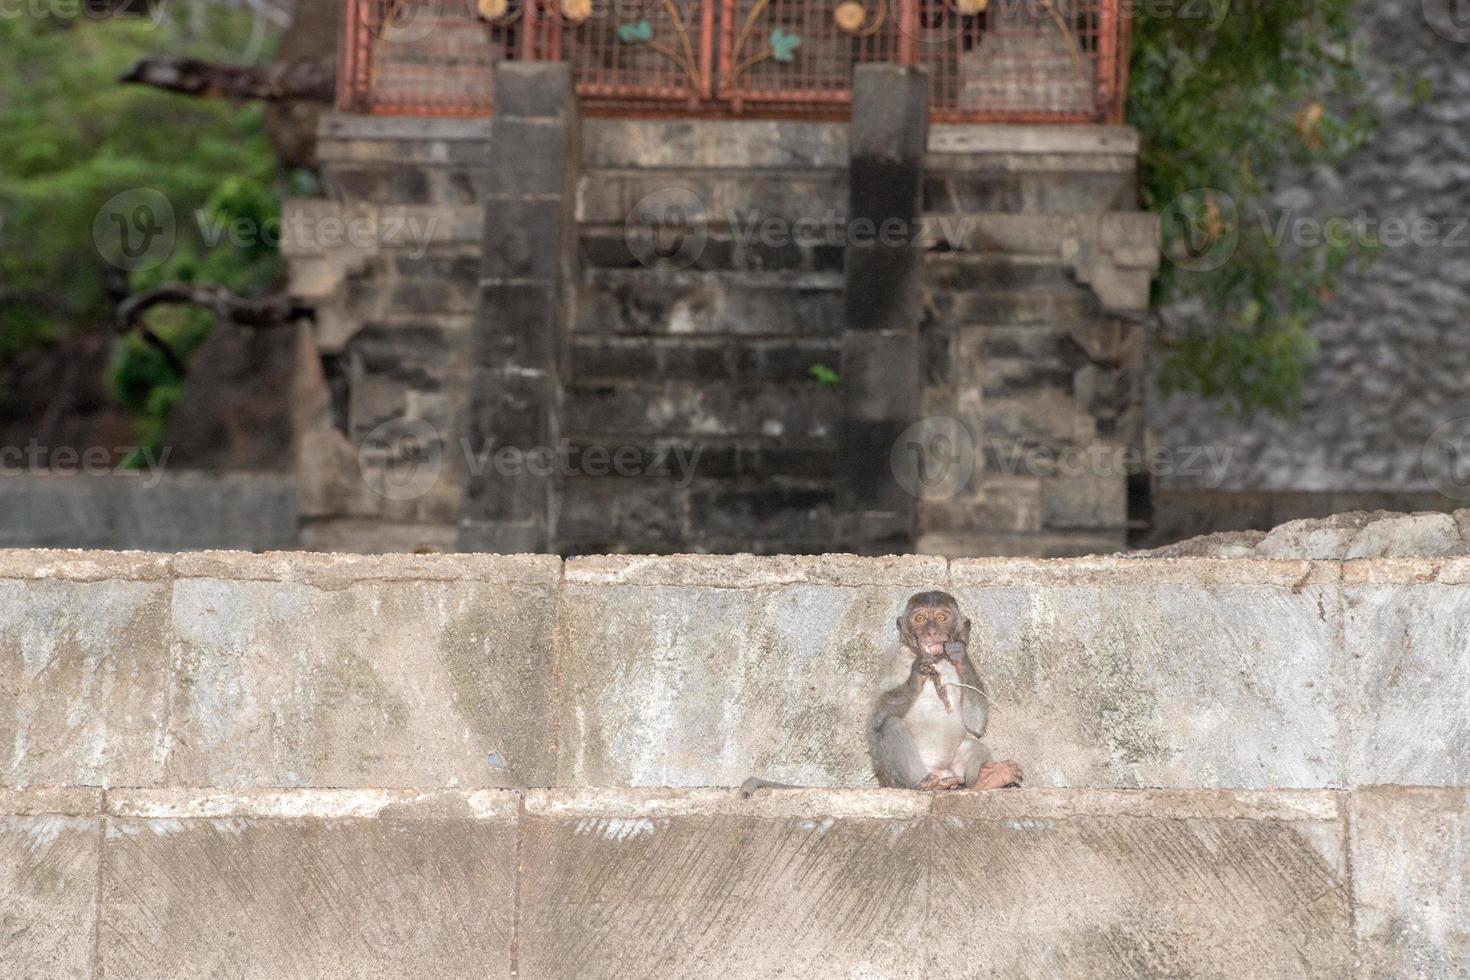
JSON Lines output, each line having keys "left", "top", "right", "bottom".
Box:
{"left": 1131, "top": 509, "right": 1470, "bottom": 559}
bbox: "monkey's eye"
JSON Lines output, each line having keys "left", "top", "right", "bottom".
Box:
{"left": 935, "top": 612, "right": 949, "bottom": 623}
{"left": 911, "top": 613, "right": 927, "bottom": 625}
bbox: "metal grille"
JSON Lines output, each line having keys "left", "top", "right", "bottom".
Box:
{"left": 339, "top": 0, "right": 522, "bottom": 115}
{"left": 339, "top": 0, "right": 1126, "bottom": 121}
{"left": 538, "top": 0, "right": 715, "bottom": 106}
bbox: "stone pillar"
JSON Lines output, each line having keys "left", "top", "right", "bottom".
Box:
{"left": 836, "top": 65, "right": 929, "bottom": 554}
{"left": 458, "top": 64, "right": 579, "bottom": 553}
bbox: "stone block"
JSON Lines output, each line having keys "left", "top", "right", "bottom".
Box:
{"left": 163, "top": 575, "right": 557, "bottom": 787}
{"left": 1349, "top": 786, "right": 1470, "bottom": 979}
{"left": 473, "top": 282, "right": 561, "bottom": 368}
{"left": 517, "top": 787, "right": 1350, "bottom": 979}
{"left": 1041, "top": 468, "right": 1129, "bottom": 529}
{"left": 1343, "top": 580, "right": 1470, "bottom": 785}
{"left": 562, "top": 380, "right": 840, "bottom": 441}
{"left": 0, "top": 806, "right": 101, "bottom": 979}
{"left": 99, "top": 789, "right": 517, "bottom": 978}
{"left": 554, "top": 556, "right": 946, "bottom": 786}
{"left": 0, "top": 579, "right": 172, "bottom": 787}
{"left": 573, "top": 269, "right": 844, "bottom": 337}
{"left": 948, "top": 562, "right": 1345, "bottom": 788}
{"left": 492, "top": 61, "right": 575, "bottom": 119}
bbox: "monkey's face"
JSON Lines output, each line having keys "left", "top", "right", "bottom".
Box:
{"left": 897, "top": 592, "right": 971, "bottom": 656}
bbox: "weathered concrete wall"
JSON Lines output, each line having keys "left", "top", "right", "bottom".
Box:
{"left": 3, "top": 550, "right": 1469, "bottom": 792}
{"left": 0, "top": 473, "right": 298, "bottom": 551}
{"left": 2, "top": 785, "right": 1464, "bottom": 978}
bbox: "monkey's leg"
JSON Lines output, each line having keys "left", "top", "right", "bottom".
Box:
{"left": 959, "top": 738, "right": 992, "bottom": 788}
{"left": 961, "top": 740, "right": 1023, "bottom": 790}
{"left": 871, "top": 716, "right": 931, "bottom": 789}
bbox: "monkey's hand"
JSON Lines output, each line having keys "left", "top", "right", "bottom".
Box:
{"left": 941, "top": 640, "right": 967, "bottom": 664}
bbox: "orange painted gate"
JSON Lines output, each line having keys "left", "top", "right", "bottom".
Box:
{"left": 338, "top": 0, "right": 1128, "bottom": 123}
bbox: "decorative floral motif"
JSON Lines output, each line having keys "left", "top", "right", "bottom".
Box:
{"left": 832, "top": 0, "right": 885, "bottom": 35}
{"left": 617, "top": 18, "right": 655, "bottom": 42}
{"left": 768, "top": 27, "right": 802, "bottom": 62}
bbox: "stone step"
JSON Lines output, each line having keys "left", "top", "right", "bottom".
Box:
{"left": 574, "top": 269, "right": 845, "bottom": 337}
{"left": 579, "top": 226, "right": 845, "bottom": 276}
{"left": 557, "top": 477, "right": 837, "bottom": 552}
{"left": 6, "top": 785, "right": 1460, "bottom": 978}
{"left": 562, "top": 379, "right": 840, "bottom": 441}
{"left": 568, "top": 335, "right": 842, "bottom": 385}
{"left": 924, "top": 253, "right": 1077, "bottom": 291}
{"left": 924, "top": 167, "right": 1135, "bottom": 214}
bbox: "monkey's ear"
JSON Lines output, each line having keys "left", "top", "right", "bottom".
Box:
{"left": 957, "top": 615, "right": 972, "bottom": 645}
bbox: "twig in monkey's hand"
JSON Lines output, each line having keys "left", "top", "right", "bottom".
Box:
{"left": 943, "top": 681, "right": 1001, "bottom": 713}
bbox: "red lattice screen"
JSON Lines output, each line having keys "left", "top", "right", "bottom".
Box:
{"left": 339, "top": 0, "right": 1127, "bottom": 122}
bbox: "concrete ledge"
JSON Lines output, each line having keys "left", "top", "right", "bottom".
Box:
{"left": 4, "top": 551, "right": 1470, "bottom": 790}
{"left": 7, "top": 786, "right": 1460, "bottom": 978}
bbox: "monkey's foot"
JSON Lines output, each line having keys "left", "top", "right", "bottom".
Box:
{"left": 974, "top": 761, "right": 1023, "bottom": 789}
{"left": 917, "top": 772, "right": 966, "bottom": 791}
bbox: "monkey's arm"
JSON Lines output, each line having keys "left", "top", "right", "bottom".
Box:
{"left": 948, "top": 643, "right": 989, "bottom": 739}
{"left": 868, "top": 651, "right": 928, "bottom": 734}
{"left": 867, "top": 651, "right": 934, "bottom": 789}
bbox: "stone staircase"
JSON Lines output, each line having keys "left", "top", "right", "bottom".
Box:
{"left": 552, "top": 127, "right": 851, "bottom": 554}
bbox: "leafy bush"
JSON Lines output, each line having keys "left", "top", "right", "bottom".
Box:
{"left": 0, "top": 11, "right": 283, "bottom": 451}
{"left": 1130, "top": 0, "right": 1378, "bottom": 414}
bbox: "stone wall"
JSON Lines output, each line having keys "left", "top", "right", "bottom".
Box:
{"left": 1151, "top": 0, "right": 1470, "bottom": 496}
{"left": 2, "top": 549, "right": 1467, "bottom": 976}
{"left": 0, "top": 473, "right": 297, "bottom": 551}
{"left": 286, "top": 96, "right": 1157, "bottom": 556}
{"left": 5, "top": 550, "right": 1467, "bottom": 791}
{"left": 920, "top": 126, "right": 1155, "bottom": 557}
{"left": 7, "top": 784, "right": 1465, "bottom": 978}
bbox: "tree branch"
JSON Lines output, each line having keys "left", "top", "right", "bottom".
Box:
{"left": 116, "top": 284, "right": 311, "bottom": 378}
{"left": 119, "top": 56, "right": 334, "bottom": 103}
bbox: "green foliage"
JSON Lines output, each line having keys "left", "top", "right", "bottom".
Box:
{"left": 808, "top": 362, "right": 841, "bottom": 388}
{"left": 1129, "top": 0, "right": 1378, "bottom": 414}
{"left": 0, "top": 11, "right": 284, "bottom": 454}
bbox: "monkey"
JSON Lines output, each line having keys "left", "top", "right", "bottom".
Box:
{"left": 868, "top": 591, "right": 1022, "bottom": 791}
{"left": 739, "top": 590, "right": 1020, "bottom": 797}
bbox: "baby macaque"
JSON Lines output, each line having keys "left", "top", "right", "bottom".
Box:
{"left": 868, "top": 591, "right": 1022, "bottom": 791}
